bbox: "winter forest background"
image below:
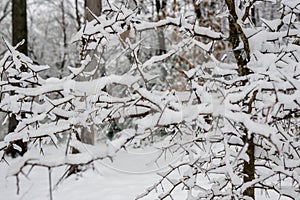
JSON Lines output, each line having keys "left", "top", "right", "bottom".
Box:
{"left": 0, "top": 0, "right": 299, "bottom": 199}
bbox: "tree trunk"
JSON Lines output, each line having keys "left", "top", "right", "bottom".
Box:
{"left": 251, "top": 6, "right": 256, "bottom": 26}
{"left": 85, "top": 0, "right": 102, "bottom": 22}
{"left": 225, "top": 0, "right": 255, "bottom": 199}
{"left": 155, "top": 0, "right": 167, "bottom": 55}
{"left": 12, "top": 0, "right": 28, "bottom": 55}
{"left": 243, "top": 134, "right": 255, "bottom": 198}
{"left": 60, "top": 0, "right": 67, "bottom": 70}
{"left": 7, "top": 0, "right": 28, "bottom": 157}
{"left": 193, "top": 1, "right": 202, "bottom": 21}
{"left": 75, "top": 0, "right": 81, "bottom": 30}
{"left": 80, "top": 0, "right": 103, "bottom": 145}
{"left": 225, "top": 0, "right": 250, "bottom": 74}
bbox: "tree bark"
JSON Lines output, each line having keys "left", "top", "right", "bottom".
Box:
{"left": 8, "top": 0, "right": 28, "bottom": 157}
{"left": 12, "top": 0, "right": 28, "bottom": 55}
{"left": 193, "top": 1, "right": 202, "bottom": 21}
{"left": 225, "top": 0, "right": 255, "bottom": 199}
{"left": 80, "top": 0, "right": 103, "bottom": 145}
{"left": 156, "top": 0, "right": 167, "bottom": 55}
{"left": 85, "top": 0, "right": 102, "bottom": 22}
{"left": 225, "top": 0, "right": 250, "bottom": 75}
{"left": 60, "top": 0, "right": 67, "bottom": 70}
{"left": 75, "top": 0, "right": 81, "bottom": 30}
{"left": 243, "top": 134, "right": 255, "bottom": 198}
{"left": 251, "top": 6, "right": 256, "bottom": 26}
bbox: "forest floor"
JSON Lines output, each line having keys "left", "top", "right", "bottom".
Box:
{"left": 0, "top": 144, "right": 187, "bottom": 200}
{"left": 0, "top": 144, "right": 288, "bottom": 200}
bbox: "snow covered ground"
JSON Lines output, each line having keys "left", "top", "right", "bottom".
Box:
{"left": 0, "top": 144, "right": 186, "bottom": 200}
{"left": 0, "top": 145, "right": 290, "bottom": 200}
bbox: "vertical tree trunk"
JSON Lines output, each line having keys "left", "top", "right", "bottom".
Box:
{"left": 75, "top": 0, "right": 81, "bottom": 30}
{"left": 60, "top": 0, "right": 67, "bottom": 70}
{"left": 243, "top": 134, "right": 255, "bottom": 198}
{"left": 80, "top": 0, "right": 103, "bottom": 145}
{"left": 193, "top": 1, "right": 202, "bottom": 21}
{"left": 156, "top": 0, "right": 167, "bottom": 55}
{"left": 251, "top": 6, "right": 256, "bottom": 26}
{"left": 225, "top": 0, "right": 250, "bottom": 75}
{"left": 8, "top": 0, "right": 28, "bottom": 157}
{"left": 59, "top": 0, "right": 68, "bottom": 72}
{"left": 85, "top": 0, "right": 102, "bottom": 22}
{"left": 12, "top": 0, "right": 28, "bottom": 55}
{"left": 225, "top": 0, "right": 255, "bottom": 199}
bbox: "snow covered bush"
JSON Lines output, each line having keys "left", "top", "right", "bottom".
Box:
{"left": 0, "top": 0, "right": 299, "bottom": 199}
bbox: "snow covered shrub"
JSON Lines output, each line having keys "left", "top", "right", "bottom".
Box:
{"left": 135, "top": 1, "right": 300, "bottom": 199}
{"left": 0, "top": 0, "right": 299, "bottom": 200}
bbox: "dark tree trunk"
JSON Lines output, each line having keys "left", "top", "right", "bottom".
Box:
{"left": 251, "top": 6, "right": 256, "bottom": 26}
{"left": 243, "top": 134, "right": 255, "bottom": 198}
{"left": 60, "top": 0, "right": 67, "bottom": 70}
{"left": 225, "top": 0, "right": 250, "bottom": 75}
{"left": 155, "top": 0, "right": 167, "bottom": 55}
{"left": 225, "top": 0, "right": 255, "bottom": 199}
{"left": 80, "top": 0, "right": 103, "bottom": 145}
{"left": 7, "top": 0, "right": 28, "bottom": 157}
{"left": 85, "top": 0, "right": 102, "bottom": 22}
{"left": 193, "top": 1, "right": 202, "bottom": 20}
{"left": 12, "top": 0, "right": 28, "bottom": 55}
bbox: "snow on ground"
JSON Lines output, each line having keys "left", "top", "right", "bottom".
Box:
{"left": 0, "top": 144, "right": 186, "bottom": 200}
{"left": 0, "top": 145, "right": 291, "bottom": 200}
